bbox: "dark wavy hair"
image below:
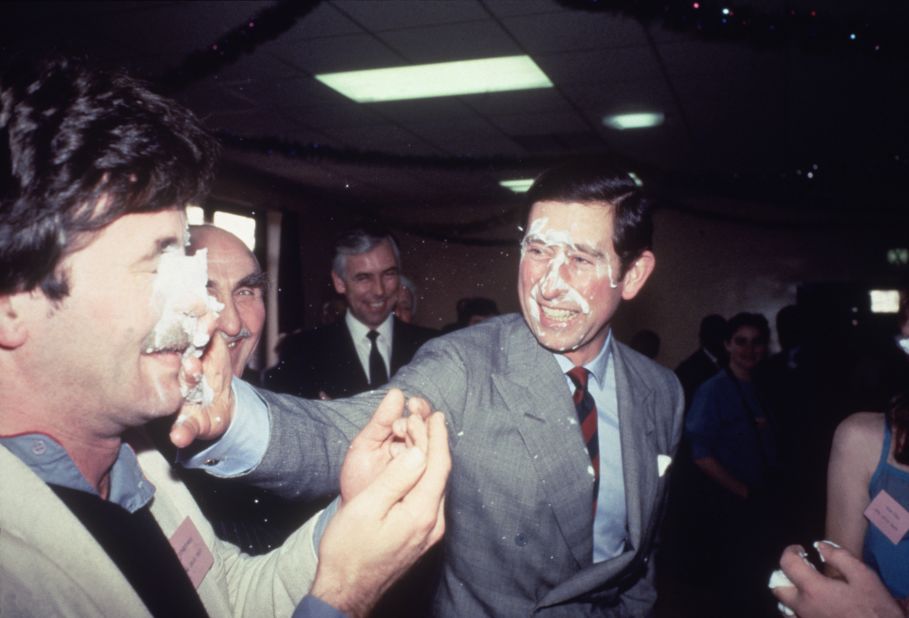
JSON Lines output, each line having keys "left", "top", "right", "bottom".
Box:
{"left": 0, "top": 56, "right": 219, "bottom": 299}
{"left": 525, "top": 158, "right": 653, "bottom": 275}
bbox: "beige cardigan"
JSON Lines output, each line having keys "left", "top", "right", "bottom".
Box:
{"left": 0, "top": 436, "right": 320, "bottom": 617}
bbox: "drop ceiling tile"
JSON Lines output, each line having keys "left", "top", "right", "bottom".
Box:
{"left": 460, "top": 88, "right": 574, "bottom": 115}
{"left": 331, "top": 0, "right": 488, "bottom": 31}
{"left": 280, "top": 2, "right": 363, "bottom": 40}
{"left": 561, "top": 78, "right": 677, "bottom": 117}
{"left": 535, "top": 46, "right": 662, "bottom": 86}
{"left": 269, "top": 33, "right": 403, "bottom": 73}
{"left": 320, "top": 124, "right": 441, "bottom": 155}
{"left": 378, "top": 19, "right": 521, "bottom": 63}
{"left": 278, "top": 99, "right": 387, "bottom": 128}
{"left": 484, "top": 0, "right": 564, "bottom": 18}
{"left": 370, "top": 99, "right": 480, "bottom": 126}
{"left": 414, "top": 123, "right": 527, "bottom": 156}
{"left": 502, "top": 10, "right": 649, "bottom": 53}
{"left": 488, "top": 110, "right": 590, "bottom": 135}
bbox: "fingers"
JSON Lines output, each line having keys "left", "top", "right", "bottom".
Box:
{"left": 778, "top": 544, "right": 820, "bottom": 589}
{"left": 819, "top": 541, "right": 866, "bottom": 583}
{"left": 353, "top": 442, "right": 427, "bottom": 517}
{"left": 401, "top": 412, "right": 451, "bottom": 512}
{"left": 352, "top": 389, "right": 406, "bottom": 447}
{"left": 406, "top": 396, "right": 433, "bottom": 420}
{"left": 170, "top": 334, "right": 232, "bottom": 448}
{"left": 407, "top": 413, "right": 428, "bottom": 453}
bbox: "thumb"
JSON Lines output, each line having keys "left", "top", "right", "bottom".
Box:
{"left": 352, "top": 388, "right": 405, "bottom": 446}
{"left": 351, "top": 446, "right": 426, "bottom": 516}
{"left": 169, "top": 410, "right": 202, "bottom": 448}
{"left": 821, "top": 543, "right": 866, "bottom": 581}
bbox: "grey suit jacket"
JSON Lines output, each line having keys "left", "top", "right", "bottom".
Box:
{"left": 251, "top": 314, "right": 684, "bottom": 617}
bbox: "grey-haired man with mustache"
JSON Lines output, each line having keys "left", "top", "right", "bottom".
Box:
{"left": 189, "top": 225, "right": 267, "bottom": 381}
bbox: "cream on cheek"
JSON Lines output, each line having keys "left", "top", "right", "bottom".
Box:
{"left": 145, "top": 247, "right": 223, "bottom": 404}
{"left": 522, "top": 221, "right": 600, "bottom": 315}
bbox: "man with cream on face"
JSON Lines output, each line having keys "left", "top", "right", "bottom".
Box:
{"left": 0, "top": 56, "right": 450, "bottom": 618}
{"left": 188, "top": 159, "right": 685, "bottom": 616}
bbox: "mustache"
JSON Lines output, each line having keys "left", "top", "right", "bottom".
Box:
{"left": 142, "top": 323, "right": 191, "bottom": 354}
{"left": 220, "top": 328, "right": 252, "bottom": 346}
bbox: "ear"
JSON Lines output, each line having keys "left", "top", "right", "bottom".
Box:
{"left": 0, "top": 294, "right": 29, "bottom": 349}
{"left": 620, "top": 251, "right": 655, "bottom": 301}
{"left": 330, "top": 271, "right": 347, "bottom": 296}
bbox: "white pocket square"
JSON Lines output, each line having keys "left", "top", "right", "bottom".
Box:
{"left": 657, "top": 454, "right": 672, "bottom": 477}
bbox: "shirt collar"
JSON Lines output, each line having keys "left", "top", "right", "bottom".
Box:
{"left": 345, "top": 310, "right": 394, "bottom": 342}
{"left": 0, "top": 432, "right": 155, "bottom": 513}
{"left": 553, "top": 330, "right": 613, "bottom": 387}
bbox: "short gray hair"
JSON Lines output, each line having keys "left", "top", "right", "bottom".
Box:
{"left": 331, "top": 226, "right": 401, "bottom": 278}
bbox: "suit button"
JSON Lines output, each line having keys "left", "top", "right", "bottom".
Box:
{"left": 514, "top": 533, "right": 527, "bottom": 547}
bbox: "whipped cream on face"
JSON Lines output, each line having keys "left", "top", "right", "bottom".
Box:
{"left": 144, "top": 247, "right": 223, "bottom": 405}
{"left": 522, "top": 217, "right": 619, "bottom": 290}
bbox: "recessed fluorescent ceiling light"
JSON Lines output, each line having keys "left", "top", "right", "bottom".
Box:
{"left": 316, "top": 55, "right": 553, "bottom": 103}
{"left": 500, "top": 178, "right": 535, "bottom": 193}
{"left": 603, "top": 112, "right": 665, "bottom": 130}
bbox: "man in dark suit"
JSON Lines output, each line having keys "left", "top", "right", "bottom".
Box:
{"left": 265, "top": 226, "right": 436, "bottom": 399}
{"left": 186, "top": 160, "right": 684, "bottom": 616}
{"left": 675, "top": 313, "right": 727, "bottom": 408}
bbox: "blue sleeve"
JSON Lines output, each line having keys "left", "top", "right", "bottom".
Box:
{"left": 685, "top": 379, "right": 718, "bottom": 460}
{"left": 178, "top": 378, "right": 270, "bottom": 477}
{"left": 292, "top": 595, "right": 348, "bottom": 618}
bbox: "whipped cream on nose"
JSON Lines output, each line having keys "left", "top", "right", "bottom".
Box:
{"left": 145, "top": 247, "right": 223, "bottom": 404}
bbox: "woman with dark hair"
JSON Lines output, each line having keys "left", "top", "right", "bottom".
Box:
{"left": 687, "top": 312, "right": 779, "bottom": 500}
{"left": 826, "top": 391, "right": 909, "bottom": 609}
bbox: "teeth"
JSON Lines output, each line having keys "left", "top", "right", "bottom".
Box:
{"left": 541, "top": 306, "right": 575, "bottom": 321}
{"left": 227, "top": 341, "right": 237, "bottom": 349}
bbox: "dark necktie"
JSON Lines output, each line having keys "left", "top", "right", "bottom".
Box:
{"left": 567, "top": 366, "right": 600, "bottom": 504}
{"left": 367, "top": 330, "right": 388, "bottom": 387}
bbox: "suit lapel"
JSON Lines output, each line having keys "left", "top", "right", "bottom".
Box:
{"left": 538, "top": 340, "right": 662, "bottom": 607}
{"left": 389, "top": 317, "right": 406, "bottom": 374}
{"left": 491, "top": 321, "right": 596, "bottom": 568}
{"left": 612, "top": 340, "right": 658, "bottom": 559}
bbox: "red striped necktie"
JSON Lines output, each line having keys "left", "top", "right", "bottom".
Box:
{"left": 567, "top": 366, "right": 600, "bottom": 504}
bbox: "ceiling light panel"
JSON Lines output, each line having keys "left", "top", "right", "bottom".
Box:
{"left": 316, "top": 55, "right": 553, "bottom": 102}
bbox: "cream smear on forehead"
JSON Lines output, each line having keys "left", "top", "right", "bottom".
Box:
{"left": 146, "top": 247, "right": 223, "bottom": 404}
{"left": 523, "top": 217, "right": 619, "bottom": 288}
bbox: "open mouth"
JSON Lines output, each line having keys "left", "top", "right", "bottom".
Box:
{"left": 541, "top": 305, "right": 578, "bottom": 322}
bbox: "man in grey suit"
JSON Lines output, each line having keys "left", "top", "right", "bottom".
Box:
{"left": 185, "top": 160, "right": 684, "bottom": 616}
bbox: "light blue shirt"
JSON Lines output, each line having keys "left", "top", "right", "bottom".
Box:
{"left": 180, "top": 378, "right": 271, "bottom": 476}
{"left": 553, "top": 331, "right": 627, "bottom": 563}
{"left": 0, "top": 433, "right": 154, "bottom": 512}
